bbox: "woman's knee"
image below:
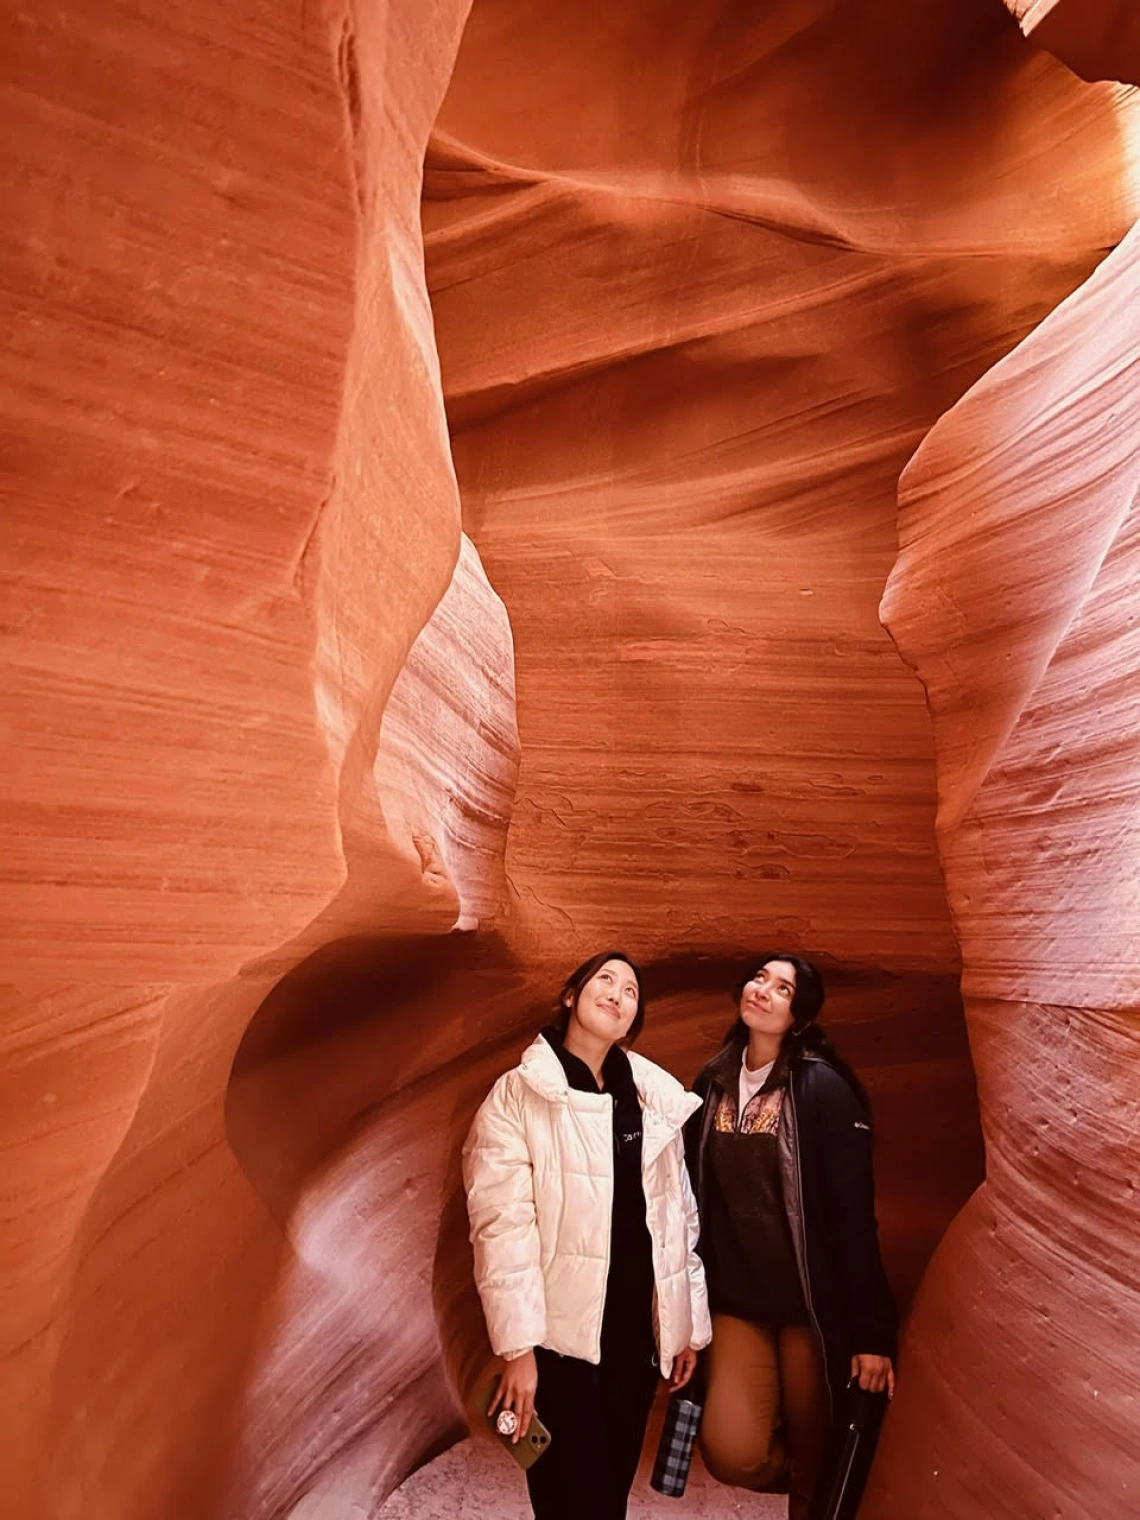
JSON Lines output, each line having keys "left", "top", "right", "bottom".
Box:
{"left": 699, "top": 1425, "right": 785, "bottom": 1491}
{"left": 701, "top": 1316, "right": 785, "bottom": 1489}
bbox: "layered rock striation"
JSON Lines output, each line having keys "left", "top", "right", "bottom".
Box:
{"left": 3, "top": 2, "right": 1139, "bottom": 1519}
{"left": 425, "top": 0, "right": 1134, "bottom": 981}
{"left": 868, "top": 206, "right": 1140, "bottom": 1520}
{"left": 3, "top": 1, "right": 516, "bottom": 1516}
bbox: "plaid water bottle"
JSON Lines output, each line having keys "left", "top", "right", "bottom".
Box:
{"left": 650, "top": 1394, "right": 703, "bottom": 1498}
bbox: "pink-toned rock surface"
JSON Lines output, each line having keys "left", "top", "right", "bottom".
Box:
{"left": 866, "top": 214, "right": 1140, "bottom": 1520}
{"left": 406, "top": 3, "right": 1137, "bottom": 1516}
{"left": 373, "top": 534, "right": 519, "bottom": 932}
{"left": 425, "top": 0, "right": 1134, "bottom": 980}
{"left": 2, "top": 1, "right": 514, "bottom": 1516}
{"left": 3, "top": 3, "right": 1139, "bottom": 1520}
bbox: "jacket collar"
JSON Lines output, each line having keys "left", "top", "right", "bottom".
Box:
{"left": 517, "top": 1033, "right": 579, "bottom": 1103}
{"left": 702, "top": 1040, "right": 826, "bottom": 1094}
{"left": 517, "top": 1034, "right": 700, "bottom": 1137}
{"left": 703, "top": 1039, "right": 745, "bottom": 1094}
{"left": 628, "top": 1049, "right": 703, "bottom": 1134}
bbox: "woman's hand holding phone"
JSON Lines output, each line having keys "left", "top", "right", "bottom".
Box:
{"left": 488, "top": 1350, "right": 538, "bottom": 1442}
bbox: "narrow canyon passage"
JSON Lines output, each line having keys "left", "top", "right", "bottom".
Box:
{"left": 2, "top": 3, "right": 1138, "bottom": 1520}
{"left": 384, "top": 1, "right": 1139, "bottom": 1515}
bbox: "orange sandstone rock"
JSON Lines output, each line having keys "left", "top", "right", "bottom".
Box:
{"left": 1006, "top": 0, "right": 1140, "bottom": 87}
{"left": 1, "top": 2, "right": 511, "bottom": 1517}
{"left": 3, "top": 1, "right": 1138, "bottom": 1518}
{"left": 418, "top": 2, "right": 1138, "bottom": 1513}
{"left": 868, "top": 211, "right": 1140, "bottom": 1520}
{"left": 425, "top": 0, "right": 1134, "bottom": 982}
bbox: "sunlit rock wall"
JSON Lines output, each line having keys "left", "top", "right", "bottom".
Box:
{"left": 419, "top": 2, "right": 1139, "bottom": 1514}
{"left": 867, "top": 207, "right": 1140, "bottom": 1520}
{"left": 1, "top": 1, "right": 519, "bottom": 1517}
{"left": 423, "top": 0, "right": 1135, "bottom": 1447}
{"left": 425, "top": 0, "right": 1133, "bottom": 978}
{"left": 3, "top": 1, "right": 1139, "bottom": 1519}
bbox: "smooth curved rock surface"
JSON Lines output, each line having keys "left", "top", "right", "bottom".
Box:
{"left": 2, "top": 1, "right": 505, "bottom": 1517}
{"left": 1006, "top": 0, "right": 1140, "bottom": 86}
{"left": 425, "top": 0, "right": 1135, "bottom": 980}
{"left": 869, "top": 213, "right": 1140, "bottom": 1520}
{"left": 409, "top": 3, "right": 1136, "bottom": 1516}
{"left": 373, "top": 534, "right": 520, "bottom": 932}
{"left": 3, "top": 3, "right": 1139, "bottom": 1520}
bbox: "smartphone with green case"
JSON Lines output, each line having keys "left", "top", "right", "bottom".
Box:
{"left": 478, "top": 1374, "right": 553, "bottom": 1471}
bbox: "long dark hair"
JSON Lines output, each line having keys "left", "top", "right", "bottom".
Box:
{"left": 723, "top": 952, "right": 868, "bottom": 1109}
{"left": 551, "top": 949, "right": 646, "bottom": 1042}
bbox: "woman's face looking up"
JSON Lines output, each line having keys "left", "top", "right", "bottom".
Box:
{"left": 568, "top": 958, "right": 641, "bottom": 1043}
{"left": 739, "top": 959, "right": 798, "bottom": 1039}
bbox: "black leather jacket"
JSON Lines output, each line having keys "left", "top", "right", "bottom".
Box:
{"left": 687, "top": 1044, "right": 897, "bottom": 1411}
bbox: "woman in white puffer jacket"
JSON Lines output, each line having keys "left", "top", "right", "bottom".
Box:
{"left": 463, "top": 949, "right": 711, "bottom": 1520}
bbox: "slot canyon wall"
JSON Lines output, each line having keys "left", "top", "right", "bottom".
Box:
{"left": 3, "top": 1, "right": 496, "bottom": 1516}
{"left": 865, "top": 184, "right": 1140, "bottom": 1520}
{"left": 1, "top": 4, "right": 1136, "bottom": 1520}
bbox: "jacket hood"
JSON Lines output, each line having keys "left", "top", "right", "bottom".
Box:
{"left": 517, "top": 1034, "right": 700, "bottom": 1134}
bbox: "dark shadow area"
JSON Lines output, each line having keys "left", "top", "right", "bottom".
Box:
{"left": 226, "top": 931, "right": 536, "bottom": 1219}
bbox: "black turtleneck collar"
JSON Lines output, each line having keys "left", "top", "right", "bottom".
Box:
{"left": 540, "top": 1023, "right": 638, "bottom": 1100}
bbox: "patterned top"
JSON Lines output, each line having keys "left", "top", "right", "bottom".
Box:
{"left": 714, "top": 1083, "right": 785, "bottom": 1136}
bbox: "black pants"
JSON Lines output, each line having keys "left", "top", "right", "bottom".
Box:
{"left": 526, "top": 1320, "right": 659, "bottom": 1520}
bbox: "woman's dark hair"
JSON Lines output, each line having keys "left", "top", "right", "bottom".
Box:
{"left": 723, "top": 951, "right": 868, "bottom": 1108}
{"left": 552, "top": 949, "right": 646, "bottom": 1043}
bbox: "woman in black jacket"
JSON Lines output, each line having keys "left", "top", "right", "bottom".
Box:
{"left": 687, "top": 953, "right": 896, "bottom": 1520}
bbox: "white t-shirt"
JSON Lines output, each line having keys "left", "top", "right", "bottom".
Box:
{"left": 738, "top": 1054, "right": 775, "bottom": 1118}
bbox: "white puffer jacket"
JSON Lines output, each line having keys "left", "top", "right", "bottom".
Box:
{"left": 463, "top": 1034, "right": 712, "bottom": 1377}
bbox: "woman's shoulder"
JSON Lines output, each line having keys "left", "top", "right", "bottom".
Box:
{"left": 627, "top": 1049, "right": 682, "bottom": 1095}
{"left": 478, "top": 1031, "right": 572, "bottom": 1111}
{"left": 463, "top": 1066, "right": 528, "bottom": 1162}
{"left": 692, "top": 1040, "right": 740, "bottom": 1095}
{"left": 795, "top": 1056, "right": 868, "bottom": 1116}
{"left": 627, "top": 1051, "right": 702, "bottom": 1125}
{"left": 474, "top": 1062, "right": 529, "bottom": 1122}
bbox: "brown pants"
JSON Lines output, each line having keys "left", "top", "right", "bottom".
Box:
{"left": 700, "top": 1313, "right": 830, "bottom": 1520}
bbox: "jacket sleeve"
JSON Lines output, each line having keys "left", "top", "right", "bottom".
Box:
{"left": 462, "top": 1075, "right": 546, "bottom": 1359}
{"left": 676, "top": 1131, "right": 712, "bottom": 1350}
{"left": 683, "top": 1068, "right": 710, "bottom": 1190}
{"left": 808, "top": 1065, "right": 898, "bottom": 1358}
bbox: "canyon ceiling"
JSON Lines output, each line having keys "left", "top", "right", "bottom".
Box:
{"left": 2, "top": 2, "right": 1138, "bottom": 1519}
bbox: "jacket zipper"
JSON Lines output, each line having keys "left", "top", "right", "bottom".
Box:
{"left": 785, "top": 1078, "right": 833, "bottom": 1411}
{"left": 596, "top": 1091, "right": 615, "bottom": 1364}
{"left": 642, "top": 1110, "right": 670, "bottom": 1371}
